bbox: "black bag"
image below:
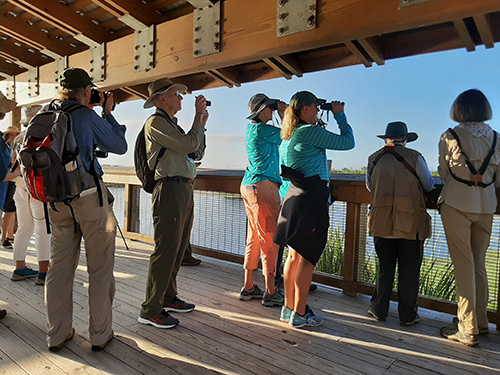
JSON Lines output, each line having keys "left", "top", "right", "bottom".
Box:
{"left": 134, "top": 123, "right": 165, "bottom": 193}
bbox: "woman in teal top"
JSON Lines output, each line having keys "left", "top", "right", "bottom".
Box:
{"left": 239, "top": 94, "right": 287, "bottom": 307}
{"left": 275, "top": 91, "right": 355, "bottom": 328}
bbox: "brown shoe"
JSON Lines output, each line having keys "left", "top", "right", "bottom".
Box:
{"left": 181, "top": 257, "right": 202, "bottom": 266}
{"left": 49, "top": 328, "right": 75, "bottom": 352}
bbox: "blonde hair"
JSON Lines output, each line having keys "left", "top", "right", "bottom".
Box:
{"left": 281, "top": 105, "right": 300, "bottom": 140}
{"left": 57, "top": 87, "right": 86, "bottom": 102}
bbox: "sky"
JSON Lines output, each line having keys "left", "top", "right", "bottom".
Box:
{"left": 1, "top": 45, "right": 499, "bottom": 172}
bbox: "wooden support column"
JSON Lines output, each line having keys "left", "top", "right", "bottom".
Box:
{"left": 343, "top": 202, "right": 361, "bottom": 296}
{"left": 124, "top": 183, "right": 133, "bottom": 232}
{"left": 473, "top": 14, "right": 495, "bottom": 48}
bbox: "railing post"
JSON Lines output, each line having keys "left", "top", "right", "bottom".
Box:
{"left": 343, "top": 202, "right": 361, "bottom": 295}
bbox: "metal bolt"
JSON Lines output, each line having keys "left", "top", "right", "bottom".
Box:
{"left": 215, "top": 20, "right": 219, "bottom": 26}
{"left": 194, "top": 38, "right": 200, "bottom": 44}
{"left": 135, "top": 55, "right": 139, "bottom": 60}
{"left": 278, "top": 13, "right": 287, "bottom": 21}
{"left": 195, "top": 26, "right": 201, "bottom": 32}
{"left": 90, "top": 59, "right": 94, "bottom": 64}
{"left": 278, "top": 28, "right": 284, "bottom": 35}
{"left": 134, "top": 65, "right": 139, "bottom": 70}
{"left": 194, "top": 50, "right": 199, "bottom": 56}
{"left": 307, "top": 15, "right": 315, "bottom": 26}
{"left": 309, "top": 4, "right": 315, "bottom": 11}
{"left": 149, "top": 51, "right": 153, "bottom": 56}
{"left": 149, "top": 62, "right": 153, "bottom": 67}
{"left": 214, "top": 42, "right": 219, "bottom": 49}
{"left": 215, "top": 33, "right": 219, "bottom": 38}
{"left": 135, "top": 45, "right": 139, "bottom": 50}
{"left": 90, "top": 68, "right": 94, "bottom": 72}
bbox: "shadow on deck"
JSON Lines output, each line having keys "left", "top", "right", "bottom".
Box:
{"left": 1, "top": 239, "right": 499, "bottom": 375}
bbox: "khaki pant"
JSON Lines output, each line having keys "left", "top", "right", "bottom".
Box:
{"left": 240, "top": 180, "right": 280, "bottom": 277}
{"left": 440, "top": 204, "right": 490, "bottom": 335}
{"left": 45, "top": 182, "right": 117, "bottom": 347}
{"left": 140, "top": 179, "right": 193, "bottom": 318}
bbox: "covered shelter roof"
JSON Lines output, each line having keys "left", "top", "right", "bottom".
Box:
{"left": 0, "top": 0, "right": 499, "bottom": 111}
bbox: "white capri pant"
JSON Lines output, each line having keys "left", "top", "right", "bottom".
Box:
{"left": 13, "top": 187, "right": 51, "bottom": 262}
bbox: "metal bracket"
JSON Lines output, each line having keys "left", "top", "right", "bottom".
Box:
{"left": 0, "top": 73, "right": 15, "bottom": 101}
{"left": 27, "top": 67, "right": 39, "bottom": 97}
{"left": 193, "top": 1, "right": 221, "bottom": 58}
{"left": 89, "top": 43, "right": 106, "bottom": 83}
{"left": 133, "top": 25, "right": 155, "bottom": 72}
{"left": 54, "top": 56, "right": 68, "bottom": 88}
{"left": 399, "top": 0, "right": 432, "bottom": 8}
{"left": 277, "top": 0, "right": 316, "bottom": 37}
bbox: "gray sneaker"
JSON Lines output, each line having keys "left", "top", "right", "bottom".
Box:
{"left": 289, "top": 308, "right": 324, "bottom": 328}
{"left": 239, "top": 284, "right": 263, "bottom": 301}
{"left": 262, "top": 290, "right": 284, "bottom": 307}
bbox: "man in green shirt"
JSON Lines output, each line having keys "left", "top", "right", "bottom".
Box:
{"left": 138, "top": 78, "right": 208, "bottom": 329}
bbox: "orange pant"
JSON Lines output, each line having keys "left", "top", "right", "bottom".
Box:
{"left": 240, "top": 180, "right": 280, "bottom": 277}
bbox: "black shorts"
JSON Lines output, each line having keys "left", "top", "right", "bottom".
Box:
{"left": 3, "top": 181, "right": 16, "bottom": 213}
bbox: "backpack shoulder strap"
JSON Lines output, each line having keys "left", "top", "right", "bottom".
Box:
{"left": 148, "top": 113, "right": 166, "bottom": 169}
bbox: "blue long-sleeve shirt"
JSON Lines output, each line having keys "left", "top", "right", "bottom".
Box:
{"left": 280, "top": 111, "right": 355, "bottom": 181}
{"left": 69, "top": 103, "right": 127, "bottom": 176}
{"left": 242, "top": 122, "right": 282, "bottom": 185}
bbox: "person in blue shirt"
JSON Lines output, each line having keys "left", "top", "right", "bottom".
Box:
{"left": 239, "top": 94, "right": 287, "bottom": 307}
{"left": 275, "top": 91, "right": 355, "bottom": 328}
{"left": 44, "top": 68, "right": 127, "bottom": 352}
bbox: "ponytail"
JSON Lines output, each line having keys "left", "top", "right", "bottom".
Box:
{"left": 281, "top": 106, "right": 299, "bottom": 140}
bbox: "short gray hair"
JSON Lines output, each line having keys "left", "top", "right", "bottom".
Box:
{"left": 450, "top": 89, "right": 492, "bottom": 123}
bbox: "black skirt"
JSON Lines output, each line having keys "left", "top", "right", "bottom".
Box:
{"left": 274, "top": 167, "right": 330, "bottom": 265}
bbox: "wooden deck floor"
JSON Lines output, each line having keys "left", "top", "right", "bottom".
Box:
{"left": 1, "top": 239, "right": 499, "bottom": 375}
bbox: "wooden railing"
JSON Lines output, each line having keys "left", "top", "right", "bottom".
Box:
{"left": 102, "top": 166, "right": 499, "bottom": 330}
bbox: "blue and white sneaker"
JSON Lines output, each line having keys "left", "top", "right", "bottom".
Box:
{"left": 11, "top": 266, "right": 38, "bottom": 281}
{"left": 289, "top": 307, "right": 324, "bottom": 328}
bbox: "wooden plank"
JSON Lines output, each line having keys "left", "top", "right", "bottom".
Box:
{"left": 453, "top": 18, "right": 476, "bottom": 51}
{"left": 274, "top": 55, "right": 303, "bottom": 77}
{"left": 345, "top": 40, "right": 373, "bottom": 68}
{"left": 473, "top": 13, "right": 495, "bottom": 48}
{"left": 357, "top": 37, "right": 385, "bottom": 66}
{"left": 6, "top": 0, "right": 112, "bottom": 43}
{"left": 263, "top": 57, "right": 292, "bottom": 80}
{"left": 204, "top": 69, "right": 233, "bottom": 88}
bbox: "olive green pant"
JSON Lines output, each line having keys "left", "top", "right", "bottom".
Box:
{"left": 140, "top": 179, "right": 193, "bottom": 318}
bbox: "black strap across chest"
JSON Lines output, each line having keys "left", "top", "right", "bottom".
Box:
{"left": 447, "top": 128, "right": 497, "bottom": 188}
{"left": 372, "top": 146, "right": 422, "bottom": 188}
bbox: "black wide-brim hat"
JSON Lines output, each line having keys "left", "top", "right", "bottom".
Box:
{"left": 377, "top": 121, "right": 418, "bottom": 142}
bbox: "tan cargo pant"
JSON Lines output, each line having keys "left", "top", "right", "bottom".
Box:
{"left": 45, "top": 182, "right": 117, "bottom": 347}
{"left": 440, "top": 203, "right": 491, "bottom": 335}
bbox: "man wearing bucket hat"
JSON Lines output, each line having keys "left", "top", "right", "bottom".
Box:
{"left": 0, "top": 90, "right": 17, "bottom": 321}
{"left": 138, "top": 78, "right": 208, "bottom": 329}
{"left": 44, "top": 68, "right": 127, "bottom": 352}
{"left": 366, "top": 121, "right": 434, "bottom": 325}
{"left": 239, "top": 93, "right": 287, "bottom": 307}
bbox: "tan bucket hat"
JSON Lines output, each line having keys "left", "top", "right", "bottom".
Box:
{"left": 143, "top": 78, "right": 188, "bottom": 109}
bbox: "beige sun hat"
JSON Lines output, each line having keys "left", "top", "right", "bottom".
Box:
{"left": 0, "top": 91, "right": 17, "bottom": 114}
{"left": 20, "top": 105, "right": 43, "bottom": 126}
{"left": 143, "top": 78, "right": 188, "bottom": 109}
{"left": 2, "top": 126, "right": 20, "bottom": 141}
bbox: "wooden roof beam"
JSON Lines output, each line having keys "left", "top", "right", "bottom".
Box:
{"left": 0, "top": 11, "right": 74, "bottom": 57}
{"left": 263, "top": 58, "right": 292, "bottom": 80}
{"left": 453, "top": 19, "right": 476, "bottom": 52}
{"left": 344, "top": 40, "right": 373, "bottom": 68}
{"left": 473, "top": 14, "right": 495, "bottom": 48}
{"left": 9, "top": 0, "right": 500, "bottom": 105}
{"left": 357, "top": 38, "right": 385, "bottom": 66}
{"left": 91, "top": 0, "right": 164, "bottom": 29}
{"left": 274, "top": 56, "right": 303, "bottom": 78}
{"left": 6, "top": 0, "right": 110, "bottom": 45}
{"left": 120, "top": 86, "right": 148, "bottom": 100}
